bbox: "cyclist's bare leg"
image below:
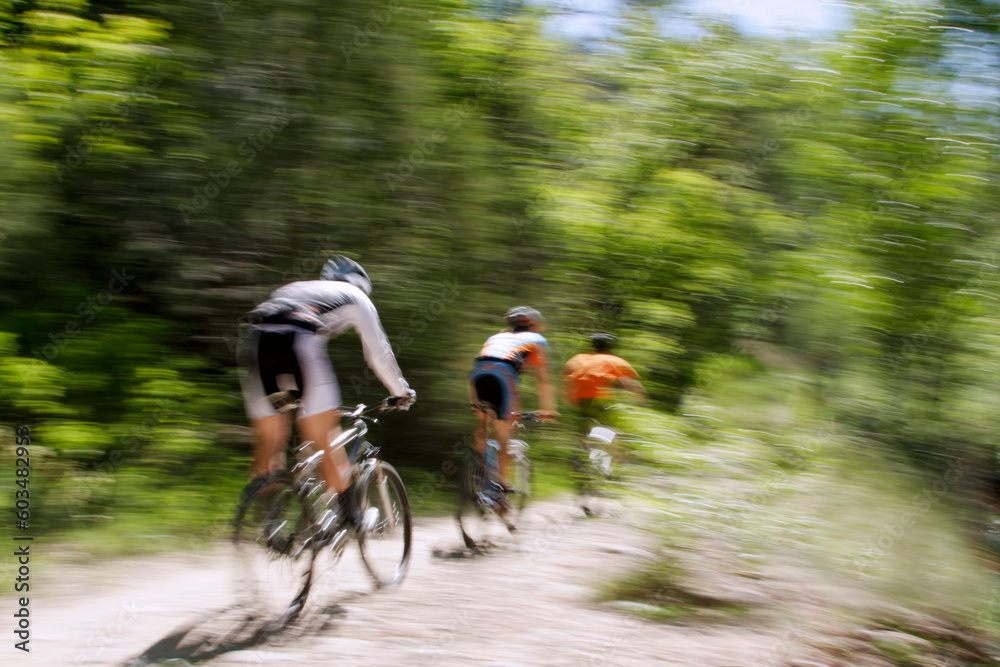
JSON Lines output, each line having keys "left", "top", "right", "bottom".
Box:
{"left": 468, "top": 377, "right": 494, "bottom": 456}
{"left": 493, "top": 418, "right": 513, "bottom": 487}
{"left": 472, "top": 407, "right": 490, "bottom": 455}
{"left": 471, "top": 403, "right": 513, "bottom": 484}
{"left": 299, "top": 412, "right": 348, "bottom": 494}
{"left": 250, "top": 414, "right": 291, "bottom": 477}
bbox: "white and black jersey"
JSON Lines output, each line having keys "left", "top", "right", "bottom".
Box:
{"left": 240, "top": 281, "right": 410, "bottom": 419}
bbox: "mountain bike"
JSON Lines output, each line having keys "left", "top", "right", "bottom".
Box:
{"left": 232, "top": 397, "right": 412, "bottom": 628}
{"left": 456, "top": 411, "right": 538, "bottom": 553}
{"left": 576, "top": 421, "right": 621, "bottom": 517}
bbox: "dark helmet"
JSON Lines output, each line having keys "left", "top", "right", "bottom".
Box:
{"left": 504, "top": 306, "right": 545, "bottom": 331}
{"left": 590, "top": 333, "right": 617, "bottom": 351}
{"left": 320, "top": 255, "right": 372, "bottom": 295}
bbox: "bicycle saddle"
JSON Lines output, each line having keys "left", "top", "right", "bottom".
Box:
{"left": 267, "top": 390, "right": 302, "bottom": 414}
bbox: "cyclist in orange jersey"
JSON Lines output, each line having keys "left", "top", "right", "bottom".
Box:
{"left": 563, "top": 333, "right": 646, "bottom": 514}
{"left": 562, "top": 333, "right": 647, "bottom": 431}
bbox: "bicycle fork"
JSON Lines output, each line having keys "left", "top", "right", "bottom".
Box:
{"left": 374, "top": 462, "right": 397, "bottom": 531}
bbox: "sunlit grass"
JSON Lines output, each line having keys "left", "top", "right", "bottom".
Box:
{"left": 597, "top": 555, "right": 753, "bottom": 625}
{"left": 603, "top": 362, "right": 998, "bottom": 650}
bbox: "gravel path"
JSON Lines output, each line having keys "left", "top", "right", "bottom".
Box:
{"left": 9, "top": 499, "right": 786, "bottom": 666}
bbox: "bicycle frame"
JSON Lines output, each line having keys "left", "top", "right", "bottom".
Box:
{"left": 290, "top": 401, "right": 389, "bottom": 487}
{"left": 234, "top": 397, "right": 413, "bottom": 625}
{"left": 456, "top": 411, "right": 538, "bottom": 551}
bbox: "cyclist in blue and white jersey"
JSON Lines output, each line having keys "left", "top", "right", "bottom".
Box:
{"left": 468, "top": 307, "right": 557, "bottom": 493}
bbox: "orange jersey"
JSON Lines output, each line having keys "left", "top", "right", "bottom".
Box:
{"left": 562, "top": 353, "right": 638, "bottom": 401}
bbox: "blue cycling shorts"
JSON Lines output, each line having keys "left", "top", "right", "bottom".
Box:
{"left": 469, "top": 359, "right": 519, "bottom": 420}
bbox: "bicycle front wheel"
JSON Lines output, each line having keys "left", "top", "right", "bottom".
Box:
{"left": 356, "top": 461, "right": 412, "bottom": 588}
{"left": 233, "top": 472, "right": 317, "bottom": 627}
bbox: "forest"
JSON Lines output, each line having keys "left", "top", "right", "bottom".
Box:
{"left": 5, "top": 0, "right": 1000, "bottom": 660}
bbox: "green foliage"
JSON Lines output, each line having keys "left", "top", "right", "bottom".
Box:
{"left": 2, "top": 0, "right": 1000, "bottom": 553}
{"left": 604, "top": 365, "right": 994, "bottom": 655}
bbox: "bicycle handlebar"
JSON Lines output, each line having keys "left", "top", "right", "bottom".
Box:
{"left": 511, "top": 411, "right": 552, "bottom": 423}
{"left": 339, "top": 397, "right": 409, "bottom": 419}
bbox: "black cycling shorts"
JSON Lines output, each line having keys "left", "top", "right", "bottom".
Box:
{"left": 239, "top": 324, "right": 340, "bottom": 418}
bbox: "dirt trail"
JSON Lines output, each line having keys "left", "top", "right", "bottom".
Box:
{"left": 10, "top": 498, "right": 787, "bottom": 666}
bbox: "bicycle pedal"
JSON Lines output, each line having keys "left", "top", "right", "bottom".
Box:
{"left": 493, "top": 494, "right": 512, "bottom": 514}
{"left": 490, "top": 480, "right": 516, "bottom": 495}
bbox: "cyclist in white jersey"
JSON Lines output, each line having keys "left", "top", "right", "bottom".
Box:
{"left": 239, "top": 255, "right": 416, "bottom": 527}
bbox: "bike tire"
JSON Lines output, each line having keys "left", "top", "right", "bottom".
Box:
{"left": 456, "top": 448, "right": 527, "bottom": 553}
{"left": 356, "top": 461, "right": 412, "bottom": 588}
{"left": 578, "top": 430, "right": 621, "bottom": 517}
{"left": 233, "top": 472, "right": 317, "bottom": 627}
{"left": 456, "top": 450, "right": 492, "bottom": 552}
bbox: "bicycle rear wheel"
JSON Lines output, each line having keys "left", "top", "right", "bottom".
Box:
{"left": 356, "top": 461, "right": 412, "bottom": 588}
{"left": 456, "top": 450, "right": 491, "bottom": 552}
{"left": 578, "top": 428, "right": 620, "bottom": 516}
{"left": 456, "top": 449, "right": 521, "bottom": 553}
{"left": 233, "top": 472, "right": 317, "bottom": 627}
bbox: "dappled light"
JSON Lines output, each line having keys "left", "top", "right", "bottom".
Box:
{"left": 4, "top": 0, "right": 1000, "bottom": 665}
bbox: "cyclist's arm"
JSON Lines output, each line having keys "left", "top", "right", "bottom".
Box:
{"left": 535, "top": 362, "right": 558, "bottom": 414}
{"left": 560, "top": 360, "right": 575, "bottom": 403}
{"left": 527, "top": 348, "right": 558, "bottom": 416}
{"left": 619, "top": 376, "right": 648, "bottom": 403}
{"left": 614, "top": 358, "right": 647, "bottom": 404}
{"left": 340, "top": 298, "right": 411, "bottom": 397}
